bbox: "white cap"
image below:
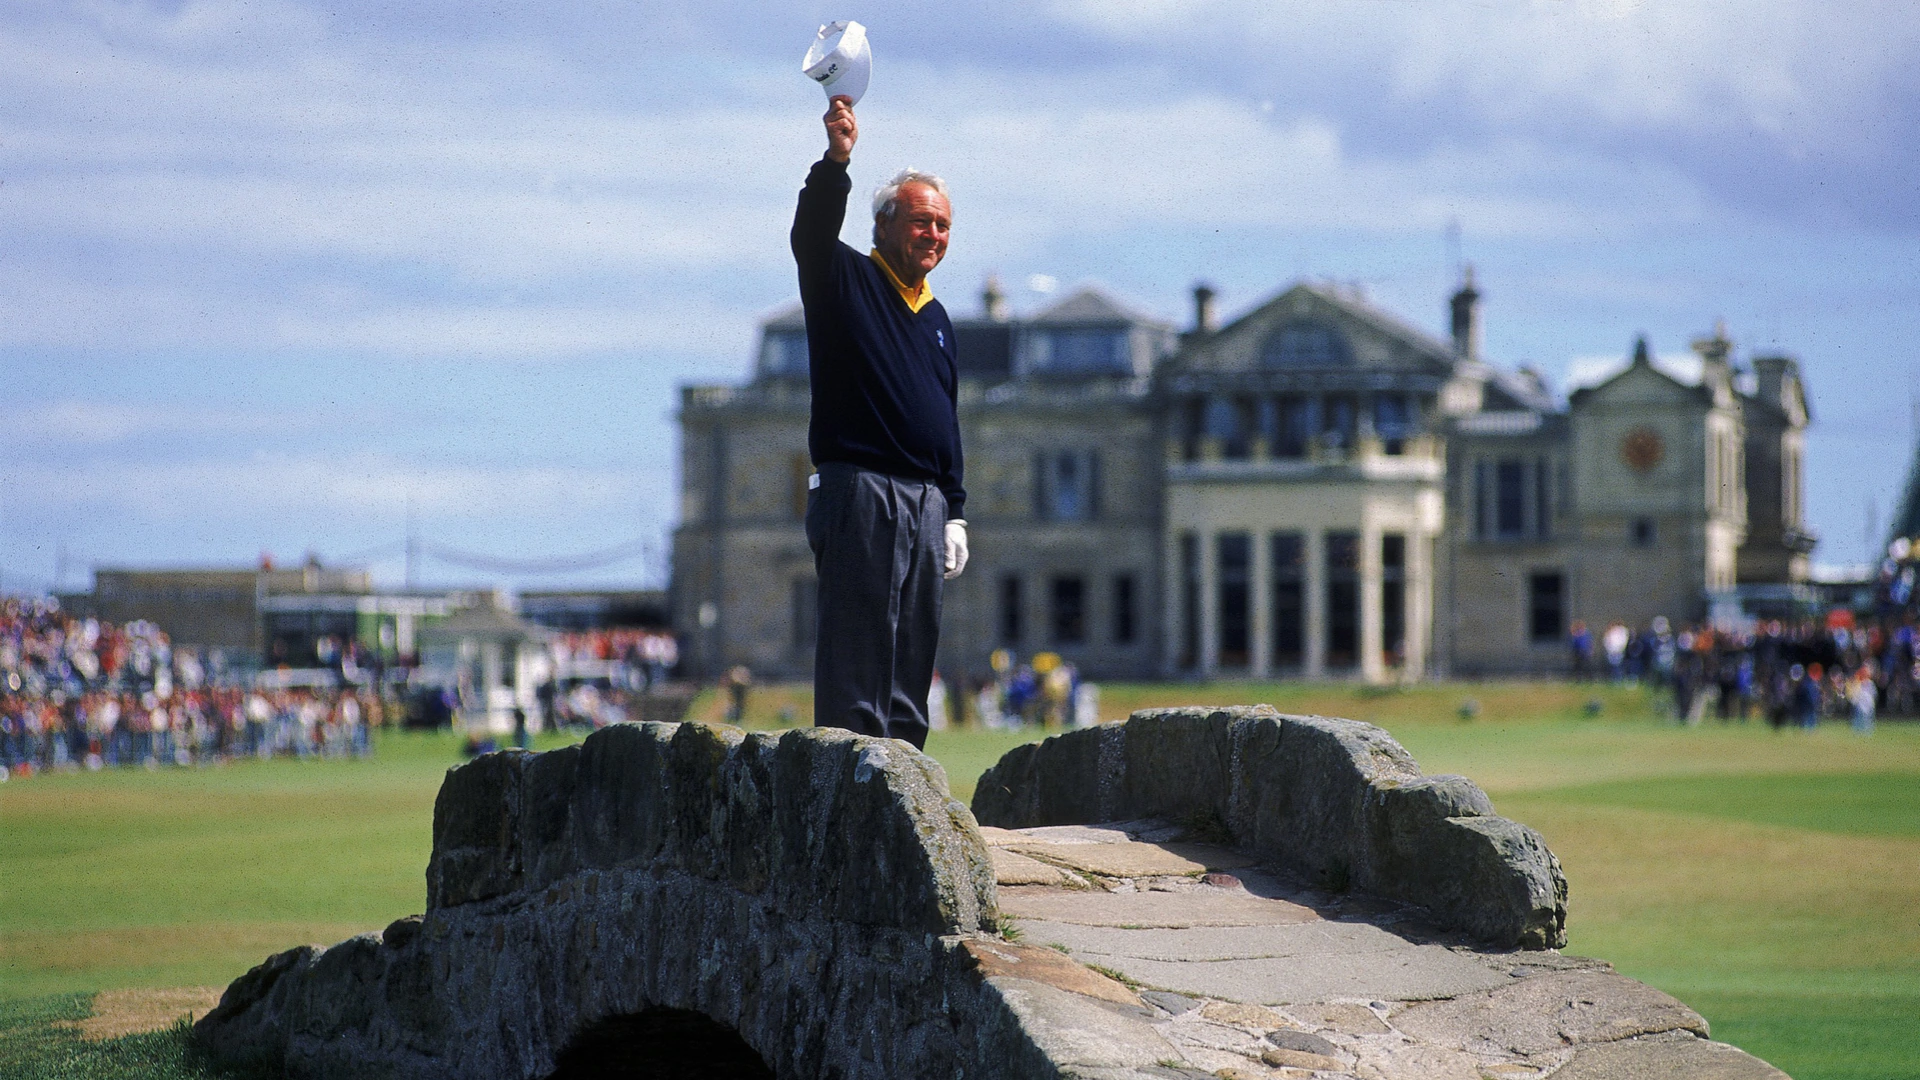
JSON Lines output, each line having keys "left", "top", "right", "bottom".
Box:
{"left": 802, "top": 20, "right": 870, "bottom": 106}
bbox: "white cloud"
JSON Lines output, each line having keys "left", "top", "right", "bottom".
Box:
{"left": 2, "top": 451, "right": 643, "bottom": 522}
{"left": 0, "top": 401, "right": 324, "bottom": 444}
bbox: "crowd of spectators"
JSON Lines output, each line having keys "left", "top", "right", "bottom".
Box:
{"left": 543, "top": 629, "right": 680, "bottom": 730}
{"left": 0, "top": 598, "right": 385, "bottom": 780}
{"left": 1571, "top": 610, "right": 1918, "bottom": 732}
{"left": 970, "top": 649, "right": 1100, "bottom": 729}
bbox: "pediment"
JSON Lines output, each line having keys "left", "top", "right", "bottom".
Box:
{"left": 1175, "top": 283, "right": 1455, "bottom": 376}
{"left": 1574, "top": 358, "right": 1706, "bottom": 409}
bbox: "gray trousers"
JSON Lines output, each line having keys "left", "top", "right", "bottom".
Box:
{"left": 805, "top": 463, "right": 945, "bottom": 750}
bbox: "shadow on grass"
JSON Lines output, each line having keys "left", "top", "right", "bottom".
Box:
{"left": 0, "top": 994, "right": 277, "bottom": 1080}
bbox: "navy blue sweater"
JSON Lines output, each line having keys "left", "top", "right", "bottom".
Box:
{"left": 791, "top": 156, "right": 965, "bottom": 518}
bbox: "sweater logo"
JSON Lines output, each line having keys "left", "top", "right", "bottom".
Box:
{"left": 936, "top": 329, "right": 945, "bottom": 348}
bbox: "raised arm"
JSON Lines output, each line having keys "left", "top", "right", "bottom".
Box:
{"left": 791, "top": 96, "right": 857, "bottom": 272}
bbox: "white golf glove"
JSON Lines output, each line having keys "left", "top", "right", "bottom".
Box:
{"left": 943, "top": 519, "right": 969, "bottom": 580}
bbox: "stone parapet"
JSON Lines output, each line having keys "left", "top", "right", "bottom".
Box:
{"left": 971, "top": 706, "right": 1568, "bottom": 949}
{"left": 194, "top": 722, "right": 1012, "bottom": 1079}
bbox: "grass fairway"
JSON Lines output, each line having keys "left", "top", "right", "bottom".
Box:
{"left": 4, "top": 683, "right": 1917, "bottom": 1079}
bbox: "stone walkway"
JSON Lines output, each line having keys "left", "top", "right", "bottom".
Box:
{"left": 972, "top": 821, "right": 1790, "bottom": 1080}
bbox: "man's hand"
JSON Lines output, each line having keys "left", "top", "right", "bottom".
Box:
{"left": 943, "top": 519, "right": 969, "bottom": 580}
{"left": 824, "top": 95, "right": 857, "bottom": 163}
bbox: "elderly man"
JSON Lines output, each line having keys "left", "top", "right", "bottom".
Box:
{"left": 791, "top": 94, "right": 967, "bottom": 750}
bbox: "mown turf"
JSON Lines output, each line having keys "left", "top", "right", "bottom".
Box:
{"left": 0, "top": 994, "right": 236, "bottom": 1080}
{"left": 4, "top": 686, "right": 1917, "bottom": 1079}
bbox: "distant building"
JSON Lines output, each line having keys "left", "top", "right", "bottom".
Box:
{"left": 673, "top": 273, "right": 1814, "bottom": 682}
{"left": 518, "top": 589, "right": 668, "bottom": 632}
{"left": 60, "top": 558, "right": 496, "bottom": 667}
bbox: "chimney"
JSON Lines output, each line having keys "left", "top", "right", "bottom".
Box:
{"left": 1752, "top": 355, "right": 1799, "bottom": 408}
{"left": 1449, "top": 265, "right": 1481, "bottom": 361}
{"left": 1191, "top": 283, "right": 1217, "bottom": 335}
{"left": 1631, "top": 335, "right": 1652, "bottom": 367}
{"left": 981, "top": 275, "right": 1008, "bottom": 322}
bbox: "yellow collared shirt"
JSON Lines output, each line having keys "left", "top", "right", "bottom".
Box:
{"left": 870, "top": 249, "right": 934, "bottom": 314}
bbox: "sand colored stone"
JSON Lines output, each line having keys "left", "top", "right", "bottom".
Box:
{"left": 999, "top": 884, "right": 1319, "bottom": 928}
{"left": 1007, "top": 839, "right": 1213, "bottom": 878}
{"left": 1389, "top": 969, "right": 1708, "bottom": 1055}
{"left": 1285, "top": 1002, "right": 1390, "bottom": 1035}
{"left": 1197, "top": 1000, "right": 1296, "bottom": 1030}
{"left": 1262, "top": 1045, "right": 1348, "bottom": 1071}
{"left": 990, "top": 848, "right": 1071, "bottom": 886}
{"left": 958, "top": 939, "right": 1143, "bottom": 1008}
{"left": 1553, "top": 1031, "right": 1791, "bottom": 1079}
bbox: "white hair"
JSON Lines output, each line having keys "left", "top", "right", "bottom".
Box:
{"left": 871, "top": 169, "right": 949, "bottom": 244}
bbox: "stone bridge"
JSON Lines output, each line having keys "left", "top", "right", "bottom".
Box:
{"left": 194, "top": 707, "right": 1790, "bottom": 1079}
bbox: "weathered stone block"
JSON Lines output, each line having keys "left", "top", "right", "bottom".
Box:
{"left": 972, "top": 740, "right": 1040, "bottom": 825}
{"left": 666, "top": 721, "right": 748, "bottom": 881}
{"left": 1120, "top": 707, "right": 1250, "bottom": 824}
{"left": 427, "top": 749, "right": 530, "bottom": 908}
{"left": 1033, "top": 726, "right": 1118, "bottom": 825}
{"left": 568, "top": 721, "right": 675, "bottom": 871}
{"left": 973, "top": 707, "right": 1569, "bottom": 949}
{"left": 520, "top": 743, "right": 580, "bottom": 890}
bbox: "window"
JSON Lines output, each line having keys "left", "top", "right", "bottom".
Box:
{"left": 1261, "top": 321, "right": 1353, "bottom": 367}
{"left": 1111, "top": 573, "right": 1136, "bottom": 645}
{"left": 1036, "top": 450, "right": 1101, "bottom": 521}
{"left": 1535, "top": 456, "right": 1551, "bottom": 539}
{"left": 1050, "top": 576, "right": 1086, "bottom": 645}
{"left": 1326, "top": 531, "right": 1360, "bottom": 670}
{"left": 1208, "top": 397, "right": 1254, "bottom": 460}
{"left": 1268, "top": 395, "right": 1313, "bottom": 459}
{"left": 1529, "top": 572, "right": 1564, "bottom": 643}
{"left": 1217, "top": 533, "right": 1251, "bottom": 667}
{"left": 791, "top": 578, "right": 818, "bottom": 650}
{"left": 1322, "top": 395, "right": 1357, "bottom": 452}
{"left": 1631, "top": 518, "right": 1656, "bottom": 547}
{"left": 1270, "top": 532, "right": 1305, "bottom": 670}
{"left": 1374, "top": 395, "right": 1413, "bottom": 455}
{"left": 998, "top": 575, "right": 1023, "bottom": 644}
{"left": 1495, "top": 459, "right": 1526, "bottom": 538}
{"left": 1382, "top": 534, "right": 1406, "bottom": 667}
{"left": 1179, "top": 397, "right": 1205, "bottom": 462}
{"left": 1025, "top": 329, "right": 1131, "bottom": 375}
{"left": 1179, "top": 532, "right": 1199, "bottom": 670}
{"left": 761, "top": 329, "right": 809, "bottom": 376}
{"left": 1474, "top": 460, "right": 1491, "bottom": 540}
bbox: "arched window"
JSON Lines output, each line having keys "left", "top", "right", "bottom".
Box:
{"left": 1260, "top": 321, "right": 1352, "bottom": 367}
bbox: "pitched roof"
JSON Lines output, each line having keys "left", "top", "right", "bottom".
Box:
{"left": 762, "top": 303, "right": 806, "bottom": 331}
{"left": 1030, "top": 286, "right": 1161, "bottom": 327}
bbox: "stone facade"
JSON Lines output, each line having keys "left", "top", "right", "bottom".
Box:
{"left": 676, "top": 276, "right": 1814, "bottom": 681}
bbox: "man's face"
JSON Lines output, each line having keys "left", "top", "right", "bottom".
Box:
{"left": 876, "top": 182, "right": 951, "bottom": 283}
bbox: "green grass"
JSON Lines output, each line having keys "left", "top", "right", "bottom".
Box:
{"left": 0, "top": 995, "right": 229, "bottom": 1080}
{"left": 4, "top": 686, "right": 1918, "bottom": 1079}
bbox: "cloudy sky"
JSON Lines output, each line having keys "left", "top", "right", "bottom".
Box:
{"left": 2, "top": 0, "right": 1916, "bottom": 594}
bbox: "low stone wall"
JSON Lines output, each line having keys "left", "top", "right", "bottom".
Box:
{"left": 194, "top": 722, "right": 1023, "bottom": 1079}
{"left": 972, "top": 706, "right": 1568, "bottom": 949}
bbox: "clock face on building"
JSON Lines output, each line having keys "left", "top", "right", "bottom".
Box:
{"left": 1621, "top": 427, "right": 1665, "bottom": 473}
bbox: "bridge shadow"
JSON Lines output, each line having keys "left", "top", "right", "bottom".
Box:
{"left": 545, "top": 1008, "right": 774, "bottom": 1080}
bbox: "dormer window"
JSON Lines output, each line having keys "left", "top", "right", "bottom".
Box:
{"left": 1374, "top": 394, "right": 1413, "bottom": 455}
{"left": 1261, "top": 320, "right": 1352, "bottom": 367}
{"left": 1023, "top": 328, "right": 1132, "bottom": 375}
{"left": 760, "top": 329, "right": 809, "bottom": 376}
